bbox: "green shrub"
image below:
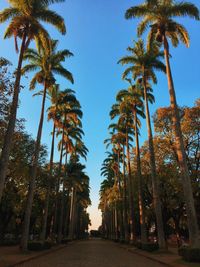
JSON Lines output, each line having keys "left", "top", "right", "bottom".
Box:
{"left": 43, "top": 241, "right": 52, "bottom": 249}
{"left": 133, "top": 241, "right": 142, "bottom": 249}
{"left": 141, "top": 243, "right": 159, "bottom": 252}
{"left": 61, "top": 238, "right": 68, "bottom": 244}
{"left": 0, "top": 240, "right": 19, "bottom": 246}
{"left": 28, "top": 241, "right": 44, "bottom": 251}
{"left": 28, "top": 240, "right": 52, "bottom": 251}
{"left": 178, "top": 245, "right": 188, "bottom": 256}
{"left": 179, "top": 246, "right": 200, "bottom": 262}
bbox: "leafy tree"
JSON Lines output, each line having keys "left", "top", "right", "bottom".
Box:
{"left": 0, "top": 122, "right": 48, "bottom": 242}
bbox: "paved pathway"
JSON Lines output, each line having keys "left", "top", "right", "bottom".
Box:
{"left": 17, "top": 239, "right": 166, "bottom": 267}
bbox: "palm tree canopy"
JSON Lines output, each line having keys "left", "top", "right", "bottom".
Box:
{"left": 0, "top": 0, "right": 66, "bottom": 52}
{"left": 118, "top": 39, "right": 166, "bottom": 84}
{"left": 22, "top": 39, "right": 74, "bottom": 89}
{"left": 125, "top": 0, "right": 199, "bottom": 48}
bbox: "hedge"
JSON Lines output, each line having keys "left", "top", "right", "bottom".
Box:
{"left": 28, "top": 240, "right": 52, "bottom": 251}
{"left": 178, "top": 246, "right": 200, "bottom": 262}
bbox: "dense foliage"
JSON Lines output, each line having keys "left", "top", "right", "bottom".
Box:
{"left": 0, "top": 1, "right": 91, "bottom": 252}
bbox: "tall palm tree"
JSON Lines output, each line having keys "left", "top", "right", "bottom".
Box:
{"left": 125, "top": 0, "right": 200, "bottom": 247}
{"left": 57, "top": 125, "right": 84, "bottom": 243}
{"left": 104, "top": 131, "right": 124, "bottom": 241}
{"left": 99, "top": 174, "right": 115, "bottom": 239}
{"left": 54, "top": 96, "right": 83, "bottom": 242}
{"left": 0, "top": 0, "right": 66, "bottom": 202}
{"left": 40, "top": 86, "right": 78, "bottom": 242}
{"left": 40, "top": 84, "right": 60, "bottom": 242}
{"left": 101, "top": 152, "right": 120, "bottom": 240}
{"left": 107, "top": 124, "right": 129, "bottom": 242}
{"left": 72, "top": 140, "right": 88, "bottom": 161}
{"left": 110, "top": 103, "right": 136, "bottom": 242}
{"left": 64, "top": 140, "right": 88, "bottom": 238}
{"left": 116, "top": 79, "right": 147, "bottom": 243}
{"left": 20, "top": 40, "right": 73, "bottom": 251}
{"left": 67, "top": 160, "right": 89, "bottom": 240}
{"left": 118, "top": 39, "right": 166, "bottom": 249}
{"left": 75, "top": 171, "right": 90, "bottom": 238}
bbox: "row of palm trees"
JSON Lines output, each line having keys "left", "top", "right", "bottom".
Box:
{"left": 99, "top": 0, "right": 199, "bottom": 249}
{"left": 0, "top": 0, "right": 90, "bottom": 252}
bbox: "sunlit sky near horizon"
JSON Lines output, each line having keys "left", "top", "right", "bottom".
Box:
{"left": 0, "top": 0, "right": 199, "bottom": 230}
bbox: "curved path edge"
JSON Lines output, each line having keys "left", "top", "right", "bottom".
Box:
{"left": 7, "top": 244, "right": 69, "bottom": 267}
{"left": 119, "top": 244, "right": 187, "bottom": 267}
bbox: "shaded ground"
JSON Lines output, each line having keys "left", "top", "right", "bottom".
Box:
{"left": 0, "top": 244, "right": 66, "bottom": 267}
{"left": 16, "top": 239, "right": 166, "bottom": 267}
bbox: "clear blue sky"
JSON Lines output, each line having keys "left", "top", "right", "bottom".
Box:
{"left": 0, "top": 0, "right": 199, "bottom": 229}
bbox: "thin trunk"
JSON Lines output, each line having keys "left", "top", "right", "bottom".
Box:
{"left": 58, "top": 153, "right": 68, "bottom": 243}
{"left": 173, "top": 217, "right": 182, "bottom": 248}
{"left": 163, "top": 36, "right": 200, "bottom": 247}
{"left": 134, "top": 109, "right": 147, "bottom": 243}
{"left": 63, "top": 191, "right": 70, "bottom": 237}
{"left": 52, "top": 119, "right": 65, "bottom": 236}
{"left": 112, "top": 208, "right": 115, "bottom": 240}
{"left": 126, "top": 129, "right": 135, "bottom": 243}
{"left": 122, "top": 144, "right": 129, "bottom": 242}
{"left": 21, "top": 83, "right": 48, "bottom": 251}
{"left": 143, "top": 76, "right": 166, "bottom": 249}
{"left": 117, "top": 150, "right": 124, "bottom": 241}
{"left": 40, "top": 122, "right": 56, "bottom": 242}
{"left": 0, "top": 33, "right": 27, "bottom": 202}
{"left": 68, "top": 187, "right": 76, "bottom": 240}
{"left": 114, "top": 203, "right": 118, "bottom": 240}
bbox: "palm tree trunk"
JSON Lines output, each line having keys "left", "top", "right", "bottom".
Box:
{"left": 114, "top": 202, "right": 118, "bottom": 240}
{"left": 111, "top": 208, "right": 115, "bottom": 240}
{"left": 58, "top": 153, "right": 68, "bottom": 243}
{"left": 134, "top": 110, "right": 147, "bottom": 243}
{"left": 126, "top": 130, "right": 135, "bottom": 243}
{"left": 40, "top": 122, "right": 56, "bottom": 242}
{"left": 122, "top": 144, "right": 129, "bottom": 242}
{"left": 163, "top": 36, "right": 200, "bottom": 247}
{"left": 21, "top": 82, "right": 48, "bottom": 251}
{"left": 0, "top": 33, "right": 27, "bottom": 202}
{"left": 117, "top": 150, "right": 124, "bottom": 241}
{"left": 68, "top": 187, "right": 76, "bottom": 240}
{"left": 53, "top": 126, "right": 65, "bottom": 237}
{"left": 63, "top": 190, "right": 70, "bottom": 237}
{"left": 143, "top": 77, "right": 166, "bottom": 249}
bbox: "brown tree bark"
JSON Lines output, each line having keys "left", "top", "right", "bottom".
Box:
{"left": 68, "top": 187, "right": 76, "bottom": 240}
{"left": 53, "top": 124, "right": 65, "bottom": 238}
{"left": 143, "top": 76, "right": 166, "bottom": 249}
{"left": 58, "top": 153, "right": 68, "bottom": 243}
{"left": 163, "top": 36, "right": 200, "bottom": 248}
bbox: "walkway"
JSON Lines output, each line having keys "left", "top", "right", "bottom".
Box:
{"left": 16, "top": 239, "right": 166, "bottom": 267}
